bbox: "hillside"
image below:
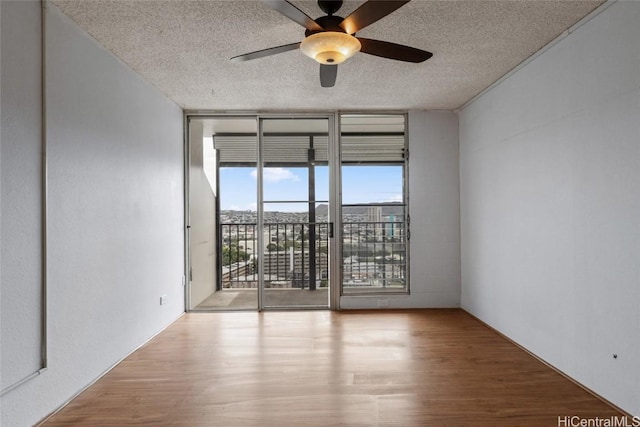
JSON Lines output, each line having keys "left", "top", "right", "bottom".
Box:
{"left": 315, "top": 203, "right": 404, "bottom": 216}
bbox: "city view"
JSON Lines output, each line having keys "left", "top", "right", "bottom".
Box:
{"left": 219, "top": 203, "right": 406, "bottom": 292}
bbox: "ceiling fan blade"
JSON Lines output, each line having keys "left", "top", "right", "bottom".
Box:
{"left": 339, "top": 0, "right": 410, "bottom": 34}
{"left": 231, "top": 42, "right": 301, "bottom": 62}
{"left": 262, "top": 0, "right": 324, "bottom": 32}
{"left": 358, "top": 38, "right": 432, "bottom": 63}
{"left": 320, "top": 64, "right": 337, "bottom": 87}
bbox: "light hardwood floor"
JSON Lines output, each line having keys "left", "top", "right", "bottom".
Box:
{"left": 41, "top": 310, "right": 625, "bottom": 426}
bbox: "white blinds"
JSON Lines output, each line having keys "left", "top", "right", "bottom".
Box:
{"left": 214, "top": 134, "right": 405, "bottom": 164}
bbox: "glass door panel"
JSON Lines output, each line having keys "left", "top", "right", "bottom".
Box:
{"left": 259, "top": 118, "right": 330, "bottom": 308}
{"left": 189, "top": 117, "right": 259, "bottom": 311}
{"left": 339, "top": 114, "right": 409, "bottom": 294}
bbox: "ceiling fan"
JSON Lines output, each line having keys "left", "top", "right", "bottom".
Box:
{"left": 231, "top": 0, "right": 433, "bottom": 87}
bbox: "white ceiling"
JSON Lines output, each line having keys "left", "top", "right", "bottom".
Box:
{"left": 52, "top": 0, "right": 604, "bottom": 111}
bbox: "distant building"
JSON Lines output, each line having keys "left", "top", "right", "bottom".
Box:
{"left": 367, "top": 206, "right": 383, "bottom": 236}
{"left": 385, "top": 214, "right": 403, "bottom": 238}
{"left": 367, "top": 206, "right": 382, "bottom": 222}
{"left": 263, "top": 248, "right": 328, "bottom": 288}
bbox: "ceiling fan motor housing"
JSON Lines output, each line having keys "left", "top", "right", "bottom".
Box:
{"left": 305, "top": 15, "right": 347, "bottom": 35}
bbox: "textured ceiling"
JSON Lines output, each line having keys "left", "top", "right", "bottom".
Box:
{"left": 52, "top": 0, "right": 604, "bottom": 111}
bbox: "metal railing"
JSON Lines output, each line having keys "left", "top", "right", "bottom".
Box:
{"left": 341, "top": 220, "right": 406, "bottom": 289}
{"left": 219, "top": 220, "right": 406, "bottom": 290}
{"left": 220, "top": 222, "right": 329, "bottom": 290}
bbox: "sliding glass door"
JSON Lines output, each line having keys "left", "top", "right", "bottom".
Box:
{"left": 187, "top": 113, "right": 408, "bottom": 311}
{"left": 258, "top": 117, "right": 332, "bottom": 309}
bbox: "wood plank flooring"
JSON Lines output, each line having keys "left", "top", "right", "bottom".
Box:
{"left": 41, "top": 310, "right": 625, "bottom": 426}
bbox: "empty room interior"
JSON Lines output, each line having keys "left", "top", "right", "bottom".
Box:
{"left": 1, "top": 0, "right": 638, "bottom": 425}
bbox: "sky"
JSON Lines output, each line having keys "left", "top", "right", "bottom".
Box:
{"left": 219, "top": 165, "right": 403, "bottom": 212}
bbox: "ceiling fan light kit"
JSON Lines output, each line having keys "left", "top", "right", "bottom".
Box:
{"left": 232, "top": 0, "right": 432, "bottom": 87}
{"left": 300, "top": 32, "right": 361, "bottom": 65}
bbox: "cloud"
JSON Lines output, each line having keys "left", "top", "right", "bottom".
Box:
{"left": 250, "top": 168, "right": 300, "bottom": 183}
{"left": 376, "top": 193, "right": 403, "bottom": 203}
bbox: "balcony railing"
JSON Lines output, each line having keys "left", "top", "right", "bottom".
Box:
{"left": 220, "top": 220, "right": 406, "bottom": 290}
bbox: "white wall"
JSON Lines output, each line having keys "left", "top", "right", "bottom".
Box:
{"left": 0, "top": 3, "right": 185, "bottom": 426}
{"left": 188, "top": 119, "right": 217, "bottom": 308}
{"left": 1, "top": 0, "right": 44, "bottom": 391}
{"left": 460, "top": 1, "right": 640, "bottom": 415}
{"left": 341, "top": 111, "right": 461, "bottom": 309}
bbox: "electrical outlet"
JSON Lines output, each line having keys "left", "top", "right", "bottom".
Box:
{"left": 378, "top": 299, "right": 389, "bottom": 308}
{"left": 160, "top": 295, "right": 168, "bottom": 305}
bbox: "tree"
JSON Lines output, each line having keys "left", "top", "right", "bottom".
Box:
{"left": 267, "top": 243, "right": 285, "bottom": 252}
{"left": 222, "top": 245, "right": 249, "bottom": 265}
{"left": 282, "top": 240, "right": 301, "bottom": 250}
